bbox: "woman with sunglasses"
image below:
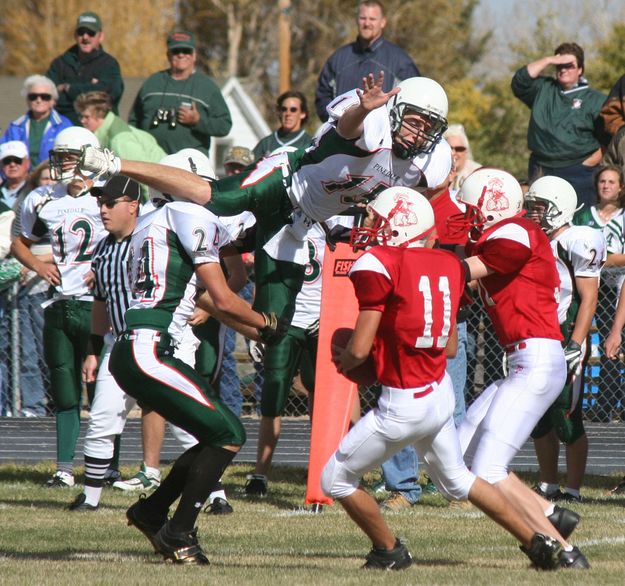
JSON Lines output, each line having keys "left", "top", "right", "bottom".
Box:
{"left": 253, "top": 91, "right": 312, "bottom": 161}
{"left": 512, "top": 42, "right": 606, "bottom": 210}
{"left": 443, "top": 124, "right": 481, "bottom": 191}
{"left": 0, "top": 75, "right": 73, "bottom": 168}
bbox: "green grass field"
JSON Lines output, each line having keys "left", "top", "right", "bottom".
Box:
{"left": 1, "top": 463, "right": 624, "bottom": 585}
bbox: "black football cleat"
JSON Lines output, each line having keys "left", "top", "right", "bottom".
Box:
{"left": 548, "top": 505, "right": 580, "bottom": 540}
{"left": 362, "top": 538, "right": 413, "bottom": 571}
{"left": 153, "top": 521, "right": 210, "bottom": 565}
{"left": 520, "top": 533, "right": 562, "bottom": 570}
{"left": 126, "top": 496, "right": 168, "bottom": 552}
{"left": 559, "top": 546, "right": 590, "bottom": 569}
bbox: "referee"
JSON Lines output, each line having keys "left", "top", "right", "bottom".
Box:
{"left": 69, "top": 175, "right": 141, "bottom": 510}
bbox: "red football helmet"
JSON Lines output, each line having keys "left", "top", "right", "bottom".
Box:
{"left": 447, "top": 167, "right": 524, "bottom": 241}
{"left": 350, "top": 186, "right": 435, "bottom": 249}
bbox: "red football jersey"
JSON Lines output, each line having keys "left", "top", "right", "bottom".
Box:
{"left": 470, "top": 217, "right": 562, "bottom": 346}
{"left": 349, "top": 246, "right": 465, "bottom": 388}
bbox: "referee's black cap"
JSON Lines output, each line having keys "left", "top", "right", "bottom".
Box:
{"left": 91, "top": 175, "right": 141, "bottom": 201}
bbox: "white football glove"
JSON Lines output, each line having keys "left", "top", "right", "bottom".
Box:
{"left": 80, "top": 146, "right": 121, "bottom": 181}
{"left": 248, "top": 339, "right": 265, "bottom": 364}
{"left": 564, "top": 341, "right": 582, "bottom": 376}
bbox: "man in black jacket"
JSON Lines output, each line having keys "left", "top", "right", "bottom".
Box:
{"left": 46, "top": 11, "right": 124, "bottom": 125}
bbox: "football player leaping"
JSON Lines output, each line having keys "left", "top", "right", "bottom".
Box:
{"left": 77, "top": 72, "right": 452, "bottom": 335}
{"left": 452, "top": 168, "right": 590, "bottom": 569}
{"left": 322, "top": 186, "right": 564, "bottom": 571}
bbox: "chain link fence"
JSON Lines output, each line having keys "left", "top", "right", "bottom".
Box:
{"left": 2, "top": 276, "right": 625, "bottom": 424}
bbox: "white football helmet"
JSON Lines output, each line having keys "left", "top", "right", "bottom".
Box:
{"left": 524, "top": 176, "right": 578, "bottom": 234}
{"left": 387, "top": 77, "right": 448, "bottom": 158}
{"left": 448, "top": 167, "right": 524, "bottom": 241}
{"left": 151, "top": 148, "right": 215, "bottom": 207}
{"left": 350, "top": 186, "right": 435, "bottom": 249}
{"left": 49, "top": 127, "right": 100, "bottom": 184}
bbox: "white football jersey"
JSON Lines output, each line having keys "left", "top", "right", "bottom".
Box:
{"left": 285, "top": 90, "right": 452, "bottom": 223}
{"left": 20, "top": 183, "right": 105, "bottom": 298}
{"left": 291, "top": 216, "right": 354, "bottom": 329}
{"left": 125, "top": 202, "right": 232, "bottom": 343}
{"left": 552, "top": 225, "right": 605, "bottom": 324}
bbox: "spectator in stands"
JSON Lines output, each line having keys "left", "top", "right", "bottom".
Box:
{"left": 0, "top": 75, "right": 73, "bottom": 168}
{"left": 0, "top": 145, "right": 50, "bottom": 417}
{"left": 315, "top": 0, "right": 420, "bottom": 122}
{"left": 253, "top": 91, "right": 312, "bottom": 160}
{"left": 573, "top": 166, "right": 625, "bottom": 421}
{"left": 443, "top": 124, "right": 481, "bottom": 191}
{"left": 512, "top": 42, "right": 605, "bottom": 209}
{"left": 46, "top": 11, "right": 123, "bottom": 125}
{"left": 129, "top": 31, "right": 232, "bottom": 156}
{"left": 75, "top": 91, "right": 166, "bottom": 163}
{"left": 75, "top": 91, "right": 166, "bottom": 199}
{"left": 0, "top": 142, "right": 30, "bottom": 211}
{"left": 600, "top": 73, "right": 625, "bottom": 177}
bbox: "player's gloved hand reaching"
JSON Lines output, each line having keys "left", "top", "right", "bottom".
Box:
{"left": 564, "top": 340, "right": 582, "bottom": 376}
{"left": 79, "top": 145, "right": 121, "bottom": 181}
{"left": 259, "top": 311, "right": 289, "bottom": 344}
{"left": 247, "top": 339, "right": 265, "bottom": 363}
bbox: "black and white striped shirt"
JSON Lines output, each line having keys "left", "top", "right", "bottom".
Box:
{"left": 92, "top": 234, "right": 133, "bottom": 337}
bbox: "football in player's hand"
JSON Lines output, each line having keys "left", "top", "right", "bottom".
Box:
{"left": 331, "top": 327, "right": 377, "bottom": 386}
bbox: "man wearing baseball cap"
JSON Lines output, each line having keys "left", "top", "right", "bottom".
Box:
{"left": 129, "top": 30, "right": 232, "bottom": 156}
{"left": 0, "top": 141, "right": 30, "bottom": 210}
{"left": 46, "top": 11, "right": 124, "bottom": 125}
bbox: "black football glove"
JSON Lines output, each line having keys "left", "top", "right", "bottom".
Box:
{"left": 564, "top": 340, "right": 582, "bottom": 376}
{"left": 259, "top": 312, "right": 289, "bottom": 345}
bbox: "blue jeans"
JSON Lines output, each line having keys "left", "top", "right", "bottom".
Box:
{"left": 447, "top": 320, "right": 468, "bottom": 426}
{"left": 0, "top": 288, "right": 48, "bottom": 416}
{"left": 381, "top": 322, "right": 469, "bottom": 500}
{"left": 529, "top": 157, "right": 597, "bottom": 211}
{"left": 381, "top": 444, "right": 422, "bottom": 504}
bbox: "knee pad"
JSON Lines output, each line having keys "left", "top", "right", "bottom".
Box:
{"left": 321, "top": 455, "right": 359, "bottom": 500}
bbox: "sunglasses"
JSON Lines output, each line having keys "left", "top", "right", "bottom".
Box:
{"left": 27, "top": 93, "right": 52, "bottom": 102}
{"left": 2, "top": 156, "right": 24, "bottom": 165}
{"left": 171, "top": 47, "right": 193, "bottom": 56}
{"left": 279, "top": 106, "right": 300, "bottom": 113}
{"left": 450, "top": 146, "right": 467, "bottom": 153}
{"left": 76, "top": 27, "right": 97, "bottom": 37}
{"left": 97, "top": 198, "right": 136, "bottom": 209}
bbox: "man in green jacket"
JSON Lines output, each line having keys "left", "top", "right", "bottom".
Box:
{"left": 46, "top": 11, "right": 124, "bottom": 125}
{"left": 512, "top": 42, "right": 605, "bottom": 209}
{"left": 128, "top": 31, "right": 232, "bottom": 156}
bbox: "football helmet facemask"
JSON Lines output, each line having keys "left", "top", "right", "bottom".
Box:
{"left": 151, "top": 148, "right": 215, "bottom": 207}
{"left": 388, "top": 77, "right": 448, "bottom": 159}
{"left": 350, "top": 186, "right": 435, "bottom": 249}
{"left": 447, "top": 167, "right": 524, "bottom": 242}
{"left": 524, "top": 176, "right": 578, "bottom": 235}
{"left": 49, "top": 127, "right": 100, "bottom": 185}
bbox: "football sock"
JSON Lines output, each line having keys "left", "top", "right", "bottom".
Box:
{"left": 564, "top": 487, "right": 580, "bottom": 498}
{"left": 84, "top": 455, "right": 111, "bottom": 506}
{"left": 144, "top": 444, "right": 202, "bottom": 515}
{"left": 544, "top": 503, "right": 555, "bottom": 517}
{"left": 538, "top": 482, "right": 559, "bottom": 496}
{"left": 170, "top": 445, "right": 236, "bottom": 533}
